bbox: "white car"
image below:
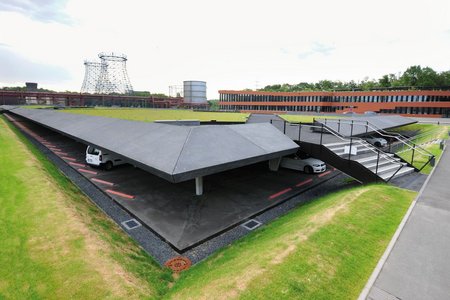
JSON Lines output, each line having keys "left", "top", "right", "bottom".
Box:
{"left": 280, "top": 157, "right": 327, "bottom": 174}
{"left": 364, "top": 136, "right": 388, "bottom": 147}
{"left": 85, "top": 145, "right": 126, "bottom": 170}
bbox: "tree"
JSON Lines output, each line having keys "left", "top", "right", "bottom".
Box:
{"left": 258, "top": 65, "right": 450, "bottom": 92}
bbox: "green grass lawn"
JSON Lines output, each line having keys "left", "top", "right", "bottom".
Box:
{"left": 0, "top": 116, "right": 171, "bottom": 299}
{"left": 279, "top": 114, "right": 343, "bottom": 123}
{"left": 395, "top": 124, "right": 449, "bottom": 174}
{"left": 167, "top": 184, "right": 415, "bottom": 299}
{"left": 392, "top": 123, "right": 439, "bottom": 135}
{"left": 1, "top": 115, "right": 417, "bottom": 299}
{"left": 60, "top": 108, "right": 249, "bottom": 123}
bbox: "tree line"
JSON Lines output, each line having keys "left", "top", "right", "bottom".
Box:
{"left": 258, "top": 65, "right": 450, "bottom": 92}
{"left": 0, "top": 86, "right": 171, "bottom": 98}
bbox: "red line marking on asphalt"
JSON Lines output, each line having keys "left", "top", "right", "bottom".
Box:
{"left": 49, "top": 147, "right": 62, "bottom": 151}
{"left": 69, "top": 161, "right": 86, "bottom": 167}
{"left": 318, "top": 170, "right": 332, "bottom": 178}
{"left": 78, "top": 168, "right": 97, "bottom": 175}
{"left": 106, "top": 189, "right": 135, "bottom": 199}
{"left": 268, "top": 188, "right": 292, "bottom": 200}
{"left": 295, "top": 178, "right": 313, "bottom": 187}
{"left": 54, "top": 151, "right": 68, "bottom": 156}
{"left": 61, "top": 156, "right": 77, "bottom": 161}
{"left": 92, "top": 178, "right": 115, "bottom": 186}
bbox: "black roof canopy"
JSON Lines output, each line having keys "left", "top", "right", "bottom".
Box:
{"left": 10, "top": 108, "right": 298, "bottom": 182}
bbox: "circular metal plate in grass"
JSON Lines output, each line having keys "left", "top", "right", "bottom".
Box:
{"left": 165, "top": 256, "right": 192, "bottom": 272}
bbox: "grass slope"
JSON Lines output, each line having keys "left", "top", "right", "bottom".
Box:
{"left": 0, "top": 117, "right": 171, "bottom": 299}
{"left": 61, "top": 108, "right": 249, "bottom": 123}
{"left": 394, "top": 124, "right": 449, "bottom": 174}
{"left": 167, "top": 185, "right": 415, "bottom": 300}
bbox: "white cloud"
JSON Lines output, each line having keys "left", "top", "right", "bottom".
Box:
{"left": 0, "top": 0, "right": 449, "bottom": 98}
{"left": 0, "top": 0, "right": 72, "bottom": 24}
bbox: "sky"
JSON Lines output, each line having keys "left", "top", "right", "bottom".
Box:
{"left": 0, "top": 0, "right": 450, "bottom": 99}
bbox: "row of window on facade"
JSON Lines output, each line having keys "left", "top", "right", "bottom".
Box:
{"left": 220, "top": 94, "right": 450, "bottom": 103}
{"left": 219, "top": 105, "right": 340, "bottom": 112}
{"left": 219, "top": 104, "right": 449, "bottom": 115}
{"left": 381, "top": 107, "right": 449, "bottom": 115}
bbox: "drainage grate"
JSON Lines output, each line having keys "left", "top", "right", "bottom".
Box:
{"left": 241, "top": 219, "right": 262, "bottom": 231}
{"left": 121, "top": 219, "right": 141, "bottom": 230}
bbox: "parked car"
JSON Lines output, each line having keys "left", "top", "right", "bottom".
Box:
{"left": 85, "top": 145, "right": 126, "bottom": 170}
{"left": 280, "top": 156, "right": 327, "bottom": 174}
{"left": 364, "top": 136, "right": 388, "bottom": 147}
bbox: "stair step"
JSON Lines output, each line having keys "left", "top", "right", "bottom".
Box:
{"left": 380, "top": 166, "right": 415, "bottom": 181}
{"left": 365, "top": 159, "right": 397, "bottom": 169}
{"left": 334, "top": 147, "right": 373, "bottom": 156}
{"left": 373, "top": 163, "right": 406, "bottom": 175}
{"left": 323, "top": 141, "right": 351, "bottom": 147}
{"left": 356, "top": 153, "right": 394, "bottom": 164}
{"left": 327, "top": 141, "right": 368, "bottom": 150}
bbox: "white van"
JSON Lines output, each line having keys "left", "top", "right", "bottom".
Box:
{"left": 85, "top": 145, "right": 126, "bottom": 170}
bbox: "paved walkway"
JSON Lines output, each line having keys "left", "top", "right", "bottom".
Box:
{"left": 364, "top": 144, "right": 450, "bottom": 299}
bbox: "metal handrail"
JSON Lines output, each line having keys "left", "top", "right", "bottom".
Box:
{"left": 314, "top": 118, "right": 434, "bottom": 158}
{"left": 271, "top": 118, "right": 403, "bottom": 167}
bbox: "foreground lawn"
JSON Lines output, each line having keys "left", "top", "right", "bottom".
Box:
{"left": 168, "top": 184, "right": 415, "bottom": 299}
{"left": 61, "top": 108, "right": 249, "bottom": 123}
{"left": 0, "top": 117, "right": 170, "bottom": 299}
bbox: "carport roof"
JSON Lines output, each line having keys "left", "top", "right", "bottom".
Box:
{"left": 9, "top": 108, "right": 298, "bottom": 182}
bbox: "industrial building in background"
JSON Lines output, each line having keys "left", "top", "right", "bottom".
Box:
{"left": 25, "top": 82, "right": 38, "bottom": 92}
{"left": 169, "top": 81, "right": 208, "bottom": 109}
{"left": 81, "top": 52, "right": 133, "bottom": 95}
{"left": 219, "top": 90, "right": 450, "bottom": 118}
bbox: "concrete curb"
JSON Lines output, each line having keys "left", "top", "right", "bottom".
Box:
{"left": 358, "top": 142, "right": 447, "bottom": 300}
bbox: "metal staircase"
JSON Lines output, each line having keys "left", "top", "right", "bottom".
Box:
{"left": 314, "top": 118, "right": 436, "bottom": 173}
{"left": 323, "top": 140, "right": 413, "bottom": 181}
{"left": 268, "top": 118, "right": 420, "bottom": 183}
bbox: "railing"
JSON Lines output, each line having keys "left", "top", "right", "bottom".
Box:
{"left": 313, "top": 118, "right": 435, "bottom": 172}
{"left": 269, "top": 118, "right": 404, "bottom": 182}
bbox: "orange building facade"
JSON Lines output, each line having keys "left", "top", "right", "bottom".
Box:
{"left": 219, "top": 90, "right": 450, "bottom": 118}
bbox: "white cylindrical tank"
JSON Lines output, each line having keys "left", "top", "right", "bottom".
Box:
{"left": 183, "top": 81, "right": 207, "bottom": 104}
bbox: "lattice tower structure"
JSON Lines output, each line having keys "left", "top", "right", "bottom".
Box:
{"left": 81, "top": 61, "right": 103, "bottom": 94}
{"left": 97, "top": 52, "right": 133, "bottom": 94}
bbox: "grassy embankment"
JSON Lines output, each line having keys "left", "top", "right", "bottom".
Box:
{"left": 167, "top": 184, "right": 415, "bottom": 299}
{"left": 60, "top": 108, "right": 249, "bottom": 123}
{"left": 1, "top": 115, "right": 417, "bottom": 299}
{"left": 393, "top": 124, "right": 449, "bottom": 174}
{"left": 0, "top": 116, "right": 171, "bottom": 299}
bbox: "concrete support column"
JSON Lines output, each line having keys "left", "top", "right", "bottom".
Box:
{"left": 268, "top": 157, "right": 282, "bottom": 171}
{"left": 195, "top": 176, "right": 203, "bottom": 196}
